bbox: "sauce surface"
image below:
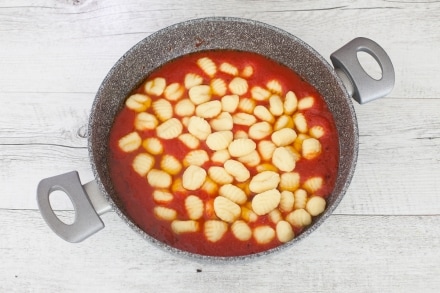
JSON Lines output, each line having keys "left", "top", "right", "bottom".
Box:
{"left": 108, "top": 50, "right": 339, "bottom": 257}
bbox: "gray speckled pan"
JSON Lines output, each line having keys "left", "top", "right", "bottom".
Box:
{"left": 37, "top": 17, "right": 395, "bottom": 262}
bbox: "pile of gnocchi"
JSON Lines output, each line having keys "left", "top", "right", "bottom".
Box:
{"left": 113, "top": 52, "right": 335, "bottom": 253}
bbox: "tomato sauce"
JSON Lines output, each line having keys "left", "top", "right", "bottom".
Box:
{"left": 108, "top": 50, "right": 339, "bottom": 257}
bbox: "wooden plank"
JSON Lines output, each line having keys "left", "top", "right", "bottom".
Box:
{"left": 0, "top": 1, "right": 439, "bottom": 98}
{"left": 1, "top": 210, "right": 439, "bottom": 292}
{"left": 0, "top": 93, "right": 91, "bottom": 147}
{"left": 1, "top": 0, "right": 439, "bottom": 291}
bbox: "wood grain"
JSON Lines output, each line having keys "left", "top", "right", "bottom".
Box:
{"left": 0, "top": 1, "right": 439, "bottom": 98}
{"left": 1, "top": 0, "right": 439, "bottom": 292}
{"left": 1, "top": 210, "right": 439, "bottom": 293}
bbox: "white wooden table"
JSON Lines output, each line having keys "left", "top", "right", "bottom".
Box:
{"left": 1, "top": 1, "right": 439, "bottom": 292}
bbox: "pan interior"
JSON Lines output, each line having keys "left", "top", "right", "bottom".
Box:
{"left": 88, "top": 17, "right": 358, "bottom": 262}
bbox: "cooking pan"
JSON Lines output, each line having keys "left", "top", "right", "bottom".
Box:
{"left": 37, "top": 17, "right": 394, "bottom": 261}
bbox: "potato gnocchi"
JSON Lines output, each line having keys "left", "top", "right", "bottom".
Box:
{"left": 125, "top": 93, "right": 151, "bottom": 112}
{"left": 205, "top": 220, "right": 228, "bottom": 242}
{"left": 110, "top": 50, "right": 339, "bottom": 257}
{"left": 132, "top": 153, "right": 154, "bottom": 176}
{"left": 185, "top": 195, "right": 204, "bottom": 220}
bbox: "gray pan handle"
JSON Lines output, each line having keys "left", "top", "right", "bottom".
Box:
{"left": 37, "top": 171, "right": 111, "bottom": 242}
{"left": 330, "top": 37, "right": 395, "bottom": 104}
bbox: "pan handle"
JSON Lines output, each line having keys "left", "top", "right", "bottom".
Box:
{"left": 36, "top": 171, "right": 111, "bottom": 242}
{"left": 330, "top": 37, "right": 395, "bottom": 104}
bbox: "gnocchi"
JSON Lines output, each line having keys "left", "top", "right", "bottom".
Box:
{"left": 210, "top": 78, "right": 227, "bottom": 96}
{"left": 273, "top": 115, "right": 294, "bottom": 131}
{"left": 249, "top": 171, "right": 280, "bottom": 193}
{"left": 266, "top": 79, "right": 282, "bottom": 94}
{"left": 206, "top": 131, "right": 233, "bottom": 151}
{"left": 204, "top": 220, "right": 228, "bottom": 242}
{"left": 171, "top": 220, "right": 200, "bottom": 234}
{"left": 306, "top": 196, "right": 327, "bottom": 216}
{"left": 154, "top": 206, "right": 177, "bottom": 221}
{"left": 147, "top": 169, "right": 172, "bottom": 189}
{"left": 164, "top": 83, "right": 184, "bottom": 101}
{"left": 254, "top": 105, "right": 275, "bottom": 123}
{"left": 182, "top": 165, "right": 207, "bottom": 190}
{"left": 132, "top": 153, "right": 155, "bottom": 177}
{"left": 279, "top": 190, "right": 295, "bottom": 212}
{"left": 183, "top": 150, "right": 209, "bottom": 166}
{"left": 231, "top": 220, "right": 252, "bottom": 241}
{"left": 160, "top": 154, "right": 182, "bottom": 175}
{"left": 218, "top": 184, "right": 247, "bottom": 205}
{"left": 219, "top": 62, "right": 239, "bottom": 76}
{"left": 185, "top": 195, "right": 204, "bottom": 220}
{"left": 224, "top": 159, "right": 250, "bottom": 182}
{"left": 257, "top": 140, "right": 276, "bottom": 161}
{"left": 268, "top": 209, "right": 282, "bottom": 224}
{"left": 232, "top": 112, "right": 257, "bottom": 126}
{"left": 135, "top": 112, "right": 159, "bottom": 131}
{"left": 251, "top": 86, "right": 271, "bottom": 101}
{"left": 142, "top": 137, "right": 163, "bottom": 155}
{"left": 153, "top": 190, "right": 173, "bottom": 203}
{"left": 125, "top": 93, "right": 151, "bottom": 112}
{"left": 189, "top": 85, "right": 212, "bottom": 105}
{"left": 279, "top": 172, "right": 300, "bottom": 191}
{"left": 211, "top": 149, "right": 231, "bottom": 164}
{"left": 309, "top": 125, "right": 325, "bottom": 139}
{"left": 302, "top": 138, "right": 322, "bottom": 159}
{"left": 284, "top": 91, "right": 297, "bottom": 114}
{"left": 156, "top": 118, "right": 183, "bottom": 139}
{"left": 228, "top": 138, "right": 256, "bottom": 157}
{"left": 294, "top": 189, "right": 308, "bottom": 209}
{"left": 298, "top": 96, "right": 314, "bottom": 110}
{"left": 276, "top": 221, "right": 294, "bottom": 243}
{"left": 272, "top": 147, "right": 296, "bottom": 172}
{"left": 178, "top": 133, "right": 200, "bottom": 149}
{"left": 197, "top": 57, "right": 217, "bottom": 77}
{"left": 152, "top": 99, "right": 173, "bottom": 121}
{"left": 110, "top": 51, "right": 339, "bottom": 256}
{"left": 253, "top": 226, "right": 275, "bottom": 244}
{"left": 237, "top": 150, "right": 261, "bottom": 167}
{"left": 145, "top": 77, "right": 166, "bottom": 96}
{"left": 252, "top": 189, "right": 281, "bottom": 216}
{"left": 241, "top": 65, "right": 254, "bottom": 77}
{"left": 209, "top": 111, "right": 234, "bottom": 131}
{"left": 118, "top": 132, "right": 141, "bottom": 152}
{"left": 269, "top": 94, "right": 284, "bottom": 116}
{"left": 271, "top": 128, "right": 297, "bottom": 147}
{"left": 221, "top": 95, "right": 239, "bottom": 113}
{"left": 229, "top": 77, "right": 248, "bottom": 95}
{"left": 184, "top": 73, "right": 203, "bottom": 89}
{"left": 187, "top": 116, "right": 211, "bottom": 140}
{"left": 293, "top": 113, "right": 308, "bottom": 133}
{"left": 208, "top": 166, "right": 234, "bottom": 185}
{"left": 238, "top": 98, "right": 256, "bottom": 114}
{"left": 214, "top": 196, "right": 241, "bottom": 223}
{"left": 195, "top": 100, "right": 222, "bottom": 119}
{"left": 174, "top": 99, "right": 195, "bottom": 117}
{"left": 286, "top": 209, "right": 312, "bottom": 227}
{"left": 303, "top": 176, "right": 323, "bottom": 193}
{"left": 249, "top": 122, "right": 272, "bottom": 140}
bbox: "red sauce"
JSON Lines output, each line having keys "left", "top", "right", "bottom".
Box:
{"left": 108, "top": 50, "right": 339, "bottom": 257}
